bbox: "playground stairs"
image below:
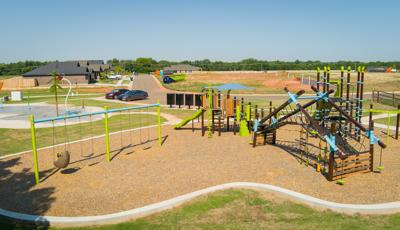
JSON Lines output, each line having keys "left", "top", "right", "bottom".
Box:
{"left": 211, "top": 110, "right": 226, "bottom": 132}
{"left": 253, "top": 130, "right": 275, "bottom": 146}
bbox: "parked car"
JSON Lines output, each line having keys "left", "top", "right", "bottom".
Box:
{"left": 107, "top": 74, "right": 122, "bottom": 80}
{"left": 105, "top": 89, "right": 129, "bottom": 99}
{"left": 117, "top": 90, "right": 148, "bottom": 101}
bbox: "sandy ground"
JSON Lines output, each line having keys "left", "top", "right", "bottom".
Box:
{"left": 165, "top": 71, "right": 400, "bottom": 93}
{"left": 0, "top": 124, "right": 399, "bottom": 216}
{"left": 184, "top": 71, "right": 308, "bottom": 93}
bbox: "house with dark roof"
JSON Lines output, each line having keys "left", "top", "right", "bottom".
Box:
{"left": 77, "top": 60, "right": 110, "bottom": 79}
{"left": 22, "top": 60, "right": 110, "bottom": 85}
{"left": 163, "top": 64, "right": 201, "bottom": 73}
{"left": 367, "top": 67, "right": 387, "bottom": 72}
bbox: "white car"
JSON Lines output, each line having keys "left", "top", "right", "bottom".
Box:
{"left": 107, "top": 74, "right": 122, "bottom": 80}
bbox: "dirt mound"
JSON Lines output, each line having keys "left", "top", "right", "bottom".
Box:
{"left": 262, "top": 78, "right": 308, "bottom": 91}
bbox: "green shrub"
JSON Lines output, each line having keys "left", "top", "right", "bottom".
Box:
{"left": 170, "top": 74, "right": 186, "bottom": 82}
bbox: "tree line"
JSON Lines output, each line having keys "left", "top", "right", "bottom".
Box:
{"left": 108, "top": 58, "right": 400, "bottom": 73}
{"left": 0, "top": 61, "right": 48, "bottom": 76}
{"left": 0, "top": 59, "right": 399, "bottom": 76}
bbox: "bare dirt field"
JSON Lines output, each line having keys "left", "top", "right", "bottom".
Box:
{"left": 0, "top": 124, "right": 399, "bottom": 217}
{"left": 164, "top": 71, "right": 309, "bottom": 94}
{"left": 161, "top": 71, "right": 400, "bottom": 94}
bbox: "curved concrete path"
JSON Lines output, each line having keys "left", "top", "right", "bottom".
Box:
{"left": 1, "top": 182, "right": 400, "bottom": 227}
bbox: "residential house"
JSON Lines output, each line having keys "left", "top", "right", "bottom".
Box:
{"left": 22, "top": 60, "right": 111, "bottom": 85}
{"left": 163, "top": 64, "right": 201, "bottom": 73}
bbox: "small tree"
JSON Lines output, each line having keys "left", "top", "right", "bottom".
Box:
{"left": 49, "top": 71, "right": 63, "bottom": 116}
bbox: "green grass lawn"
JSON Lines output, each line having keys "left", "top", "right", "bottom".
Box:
{"left": 1, "top": 189, "right": 400, "bottom": 229}
{"left": 2, "top": 94, "right": 102, "bottom": 105}
{"left": 97, "top": 79, "right": 118, "bottom": 84}
{"left": 0, "top": 88, "right": 71, "bottom": 97}
{"left": 0, "top": 98, "right": 196, "bottom": 156}
{"left": 169, "top": 74, "right": 186, "bottom": 82}
{"left": 0, "top": 88, "right": 104, "bottom": 97}
{"left": 121, "top": 80, "right": 131, "bottom": 85}
{"left": 374, "top": 116, "right": 399, "bottom": 126}
{"left": 0, "top": 114, "right": 165, "bottom": 156}
{"left": 63, "top": 99, "right": 198, "bottom": 119}
{"left": 0, "top": 88, "right": 103, "bottom": 104}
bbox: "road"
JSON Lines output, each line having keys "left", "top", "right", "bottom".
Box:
{"left": 131, "top": 74, "right": 175, "bottom": 104}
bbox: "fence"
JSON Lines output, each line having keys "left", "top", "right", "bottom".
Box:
{"left": 372, "top": 90, "right": 400, "bottom": 107}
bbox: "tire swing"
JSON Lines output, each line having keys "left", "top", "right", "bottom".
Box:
{"left": 52, "top": 118, "right": 70, "bottom": 169}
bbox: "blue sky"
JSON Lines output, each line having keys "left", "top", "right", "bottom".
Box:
{"left": 0, "top": 0, "right": 399, "bottom": 62}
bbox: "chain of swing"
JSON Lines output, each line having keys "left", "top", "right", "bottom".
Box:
{"left": 51, "top": 109, "right": 152, "bottom": 169}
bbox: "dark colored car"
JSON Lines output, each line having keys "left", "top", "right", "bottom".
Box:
{"left": 118, "top": 90, "right": 149, "bottom": 101}
{"left": 105, "top": 89, "right": 129, "bottom": 99}
{"left": 163, "top": 75, "right": 174, "bottom": 84}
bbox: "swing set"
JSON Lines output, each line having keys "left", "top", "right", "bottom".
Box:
{"left": 30, "top": 101, "right": 162, "bottom": 185}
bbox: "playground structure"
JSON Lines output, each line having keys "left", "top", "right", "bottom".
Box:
{"left": 171, "top": 83, "right": 255, "bottom": 137}
{"left": 30, "top": 102, "right": 162, "bottom": 184}
{"left": 3, "top": 68, "right": 400, "bottom": 222}
{"left": 174, "top": 67, "right": 391, "bottom": 183}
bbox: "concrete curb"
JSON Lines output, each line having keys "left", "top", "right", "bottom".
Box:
{"left": 1, "top": 182, "right": 400, "bottom": 227}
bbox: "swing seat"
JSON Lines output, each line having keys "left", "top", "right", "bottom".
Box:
{"left": 54, "top": 151, "right": 70, "bottom": 168}
{"left": 336, "top": 179, "right": 345, "bottom": 185}
{"left": 376, "top": 166, "right": 384, "bottom": 172}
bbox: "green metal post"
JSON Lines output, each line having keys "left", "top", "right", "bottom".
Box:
{"left": 104, "top": 106, "right": 111, "bottom": 162}
{"left": 236, "top": 105, "right": 241, "bottom": 122}
{"left": 157, "top": 99, "right": 162, "bottom": 146}
{"left": 246, "top": 104, "right": 251, "bottom": 121}
{"left": 207, "top": 88, "right": 212, "bottom": 138}
{"left": 30, "top": 115, "right": 40, "bottom": 185}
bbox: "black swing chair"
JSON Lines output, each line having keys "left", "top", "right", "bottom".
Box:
{"left": 52, "top": 119, "right": 70, "bottom": 169}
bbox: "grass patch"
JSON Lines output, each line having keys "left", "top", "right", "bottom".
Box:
{"left": 170, "top": 74, "right": 186, "bottom": 82}
{"left": 0, "top": 114, "right": 165, "bottom": 156}
{"left": 0, "top": 88, "right": 103, "bottom": 104}
{"left": 97, "top": 79, "right": 118, "bottom": 84}
{"left": 2, "top": 94, "right": 102, "bottom": 105}
{"left": 121, "top": 80, "right": 131, "bottom": 85}
{"left": 0, "top": 99, "right": 196, "bottom": 156}
{"left": 374, "top": 116, "right": 399, "bottom": 126}
{"left": 0, "top": 88, "right": 85, "bottom": 97}
{"left": 1, "top": 189, "right": 400, "bottom": 229}
{"left": 63, "top": 99, "right": 198, "bottom": 119}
